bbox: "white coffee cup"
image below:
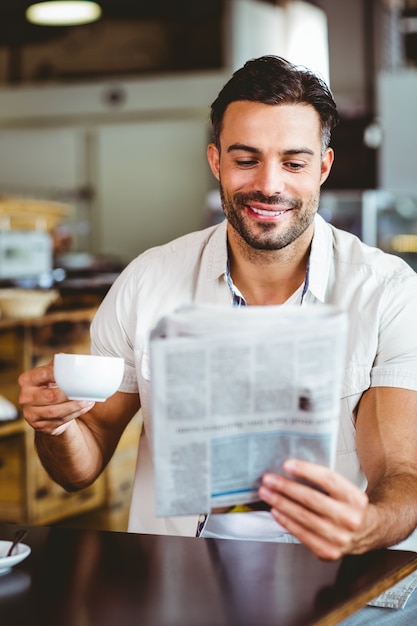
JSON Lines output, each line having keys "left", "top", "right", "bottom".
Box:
{"left": 54, "top": 353, "right": 124, "bottom": 402}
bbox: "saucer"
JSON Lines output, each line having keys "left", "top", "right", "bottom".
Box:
{"left": 0, "top": 541, "right": 31, "bottom": 575}
{"left": 0, "top": 570, "right": 31, "bottom": 597}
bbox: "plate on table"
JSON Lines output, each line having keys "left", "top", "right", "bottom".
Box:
{"left": 0, "top": 541, "right": 31, "bottom": 575}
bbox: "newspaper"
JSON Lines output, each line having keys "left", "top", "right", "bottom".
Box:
{"left": 150, "top": 304, "right": 348, "bottom": 517}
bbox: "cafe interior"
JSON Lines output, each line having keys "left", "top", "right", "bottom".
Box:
{"left": 0, "top": 1, "right": 417, "bottom": 623}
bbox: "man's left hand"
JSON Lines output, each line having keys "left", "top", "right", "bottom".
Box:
{"left": 258, "top": 459, "right": 368, "bottom": 560}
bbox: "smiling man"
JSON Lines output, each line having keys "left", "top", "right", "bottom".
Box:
{"left": 19, "top": 56, "right": 417, "bottom": 623}
{"left": 211, "top": 104, "right": 328, "bottom": 250}
{"left": 207, "top": 100, "right": 333, "bottom": 304}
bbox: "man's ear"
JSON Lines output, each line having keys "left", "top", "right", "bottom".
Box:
{"left": 320, "top": 147, "right": 334, "bottom": 186}
{"left": 207, "top": 143, "right": 220, "bottom": 181}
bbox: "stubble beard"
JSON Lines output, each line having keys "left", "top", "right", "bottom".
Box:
{"left": 220, "top": 185, "right": 319, "bottom": 251}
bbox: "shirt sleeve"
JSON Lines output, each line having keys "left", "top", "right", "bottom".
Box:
{"left": 371, "top": 270, "right": 417, "bottom": 391}
{"left": 90, "top": 260, "right": 139, "bottom": 394}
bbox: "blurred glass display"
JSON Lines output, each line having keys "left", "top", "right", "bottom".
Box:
{"left": 319, "top": 189, "right": 417, "bottom": 272}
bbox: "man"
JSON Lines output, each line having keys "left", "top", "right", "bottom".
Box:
{"left": 19, "top": 55, "right": 417, "bottom": 618}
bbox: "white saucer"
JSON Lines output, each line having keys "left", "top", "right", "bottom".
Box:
{"left": 0, "top": 570, "right": 31, "bottom": 597}
{"left": 0, "top": 395, "right": 18, "bottom": 421}
{"left": 0, "top": 541, "right": 31, "bottom": 575}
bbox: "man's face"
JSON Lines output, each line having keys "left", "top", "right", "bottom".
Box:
{"left": 207, "top": 101, "right": 333, "bottom": 251}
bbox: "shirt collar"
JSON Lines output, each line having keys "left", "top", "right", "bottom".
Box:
{"left": 206, "top": 219, "right": 229, "bottom": 281}
{"left": 306, "top": 213, "right": 333, "bottom": 303}
{"left": 210, "top": 213, "right": 332, "bottom": 304}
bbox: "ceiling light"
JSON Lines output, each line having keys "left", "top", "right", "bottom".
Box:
{"left": 26, "top": 1, "right": 102, "bottom": 26}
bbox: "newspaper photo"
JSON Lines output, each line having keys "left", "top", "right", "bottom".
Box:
{"left": 150, "top": 304, "right": 348, "bottom": 517}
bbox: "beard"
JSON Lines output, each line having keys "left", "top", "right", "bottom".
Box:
{"left": 220, "top": 185, "right": 319, "bottom": 251}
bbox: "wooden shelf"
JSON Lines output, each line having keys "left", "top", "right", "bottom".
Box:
{"left": 0, "top": 419, "right": 25, "bottom": 438}
{"left": 0, "top": 304, "right": 139, "bottom": 529}
{"left": 0, "top": 306, "right": 97, "bottom": 330}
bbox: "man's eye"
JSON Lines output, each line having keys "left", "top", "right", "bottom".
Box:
{"left": 236, "top": 160, "right": 258, "bottom": 167}
{"left": 285, "top": 162, "right": 304, "bottom": 170}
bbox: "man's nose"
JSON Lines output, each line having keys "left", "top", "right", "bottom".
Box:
{"left": 253, "top": 162, "right": 284, "bottom": 197}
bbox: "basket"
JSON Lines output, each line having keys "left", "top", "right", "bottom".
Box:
{"left": 0, "top": 289, "right": 60, "bottom": 319}
{"left": 0, "top": 196, "right": 70, "bottom": 232}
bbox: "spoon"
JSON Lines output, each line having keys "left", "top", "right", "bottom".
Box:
{"left": 5, "top": 529, "right": 27, "bottom": 557}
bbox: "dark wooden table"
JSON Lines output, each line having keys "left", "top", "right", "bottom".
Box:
{"left": 0, "top": 522, "right": 417, "bottom": 626}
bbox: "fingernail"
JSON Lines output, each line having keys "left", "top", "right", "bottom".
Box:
{"left": 283, "top": 459, "right": 297, "bottom": 472}
{"left": 262, "top": 473, "right": 275, "bottom": 487}
{"left": 80, "top": 401, "right": 95, "bottom": 410}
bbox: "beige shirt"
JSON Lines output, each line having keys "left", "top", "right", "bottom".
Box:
{"left": 91, "top": 215, "right": 417, "bottom": 537}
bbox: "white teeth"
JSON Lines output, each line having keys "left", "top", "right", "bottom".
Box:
{"left": 250, "top": 206, "right": 287, "bottom": 217}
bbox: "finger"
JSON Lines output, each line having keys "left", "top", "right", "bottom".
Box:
{"left": 281, "top": 459, "right": 368, "bottom": 508}
{"left": 20, "top": 384, "right": 65, "bottom": 408}
{"left": 270, "top": 506, "right": 350, "bottom": 560}
{"left": 259, "top": 478, "right": 362, "bottom": 559}
{"left": 25, "top": 400, "right": 95, "bottom": 434}
{"left": 259, "top": 476, "right": 365, "bottom": 535}
{"left": 261, "top": 468, "right": 368, "bottom": 516}
{"left": 18, "top": 364, "right": 55, "bottom": 389}
{"left": 260, "top": 477, "right": 362, "bottom": 533}
{"left": 19, "top": 366, "right": 73, "bottom": 408}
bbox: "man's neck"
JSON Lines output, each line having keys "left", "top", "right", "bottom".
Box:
{"left": 227, "top": 226, "right": 313, "bottom": 306}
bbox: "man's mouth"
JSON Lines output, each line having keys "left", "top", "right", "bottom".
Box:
{"left": 248, "top": 205, "right": 290, "bottom": 217}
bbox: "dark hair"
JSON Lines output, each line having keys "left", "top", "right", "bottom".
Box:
{"left": 210, "top": 55, "right": 339, "bottom": 154}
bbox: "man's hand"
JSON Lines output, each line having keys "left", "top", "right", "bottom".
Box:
{"left": 19, "top": 363, "right": 140, "bottom": 491}
{"left": 258, "top": 459, "right": 369, "bottom": 560}
{"left": 18, "top": 364, "right": 95, "bottom": 436}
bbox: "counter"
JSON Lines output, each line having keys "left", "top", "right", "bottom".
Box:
{"left": 1, "top": 522, "right": 417, "bottom": 626}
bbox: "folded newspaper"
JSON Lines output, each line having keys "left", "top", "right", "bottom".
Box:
{"left": 150, "top": 304, "right": 348, "bottom": 517}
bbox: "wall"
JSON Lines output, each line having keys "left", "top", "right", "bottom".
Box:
{"left": 0, "top": 71, "right": 227, "bottom": 263}
{"left": 377, "top": 69, "right": 417, "bottom": 194}
{"left": 319, "top": 0, "right": 369, "bottom": 115}
{"left": 226, "top": 0, "right": 329, "bottom": 83}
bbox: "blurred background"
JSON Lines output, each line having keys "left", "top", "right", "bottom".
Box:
{"left": 0, "top": 0, "right": 417, "bottom": 531}
{"left": 0, "top": 0, "right": 415, "bottom": 268}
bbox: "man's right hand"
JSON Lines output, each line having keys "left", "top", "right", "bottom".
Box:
{"left": 18, "top": 363, "right": 95, "bottom": 436}
{"left": 18, "top": 363, "right": 139, "bottom": 490}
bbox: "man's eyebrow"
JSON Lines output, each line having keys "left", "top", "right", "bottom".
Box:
{"left": 283, "top": 147, "right": 315, "bottom": 156}
{"left": 226, "top": 143, "right": 315, "bottom": 156}
{"left": 227, "top": 143, "right": 259, "bottom": 154}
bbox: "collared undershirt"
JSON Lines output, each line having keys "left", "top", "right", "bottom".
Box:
{"left": 225, "top": 258, "right": 310, "bottom": 307}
